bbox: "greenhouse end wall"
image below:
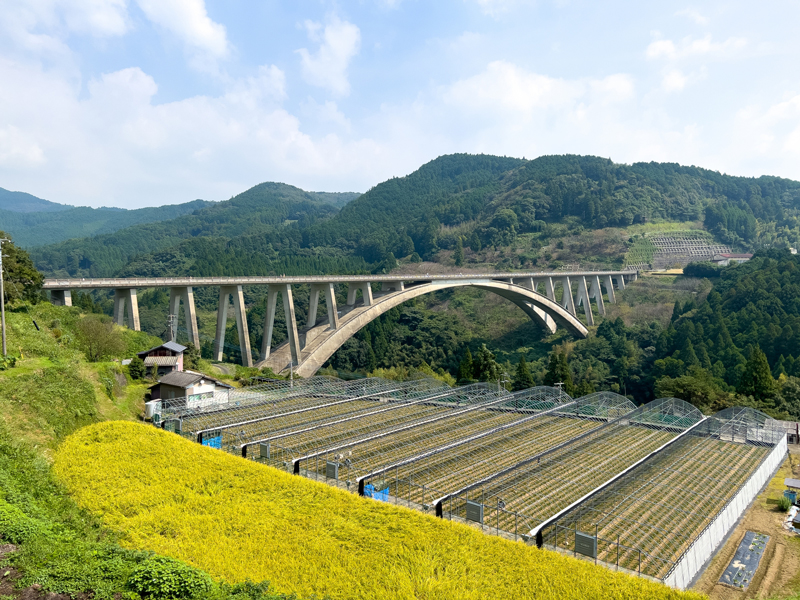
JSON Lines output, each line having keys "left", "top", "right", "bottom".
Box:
{"left": 664, "top": 434, "right": 787, "bottom": 590}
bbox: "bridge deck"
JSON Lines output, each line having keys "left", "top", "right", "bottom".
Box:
{"left": 42, "top": 271, "right": 637, "bottom": 289}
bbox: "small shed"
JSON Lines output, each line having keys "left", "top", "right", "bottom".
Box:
{"left": 137, "top": 341, "right": 186, "bottom": 376}
{"left": 149, "top": 370, "right": 233, "bottom": 407}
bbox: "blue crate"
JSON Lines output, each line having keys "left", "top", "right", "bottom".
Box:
{"left": 202, "top": 435, "right": 222, "bottom": 449}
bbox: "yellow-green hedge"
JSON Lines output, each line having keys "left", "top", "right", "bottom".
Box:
{"left": 54, "top": 421, "right": 705, "bottom": 600}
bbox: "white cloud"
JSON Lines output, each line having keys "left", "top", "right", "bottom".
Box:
{"left": 0, "top": 125, "right": 46, "bottom": 168}
{"left": 61, "top": 0, "right": 130, "bottom": 36}
{"left": 661, "top": 69, "right": 688, "bottom": 92}
{"left": 471, "top": 0, "right": 519, "bottom": 17}
{"left": 646, "top": 35, "right": 747, "bottom": 61}
{"left": 135, "top": 0, "right": 230, "bottom": 64}
{"left": 297, "top": 16, "right": 360, "bottom": 96}
{"left": 675, "top": 8, "right": 708, "bottom": 25}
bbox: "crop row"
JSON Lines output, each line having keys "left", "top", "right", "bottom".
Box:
{"left": 550, "top": 435, "right": 769, "bottom": 579}
{"left": 301, "top": 408, "right": 529, "bottom": 481}
{"left": 262, "top": 404, "right": 460, "bottom": 468}
{"left": 180, "top": 393, "right": 355, "bottom": 433}
{"left": 445, "top": 425, "right": 677, "bottom": 535}
{"left": 214, "top": 399, "right": 395, "bottom": 447}
{"left": 370, "top": 414, "right": 603, "bottom": 507}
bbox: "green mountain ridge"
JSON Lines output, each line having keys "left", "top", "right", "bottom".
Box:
{"left": 0, "top": 186, "right": 72, "bottom": 213}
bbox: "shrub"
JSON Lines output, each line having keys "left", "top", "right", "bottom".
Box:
{"left": 128, "top": 356, "right": 145, "bottom": 380}
{"left": 777, "top": 495, "right": 792, "bottom": 512}
{"left": 74, "top": 315, "right": 126, "bottom": 362}
{"left": 0, "top": 498, "right": 46, "bottom": 544}
{"left": 127, "top": 556, "right": 213, "bottom": 599}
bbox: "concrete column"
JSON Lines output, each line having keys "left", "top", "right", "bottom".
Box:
{"left": 560, "top": 276, "right": 575, "bottom": 316}
{"left": 323, "top": 283, "right": 339, "bottom": 330}
{"left": 113, "top": 289, "right": 140, "bottom": 331}
{"left": 347, "top": 282, "right": 373, "bottom": 306}
{"left": 281, "top": 284, "right": 301, "bottom": 366}
{"left": 518, "top": 277, "right": 535, "bottom": 291}
{"left": 616, "top": 275, "right": 627, "bottom": 291}
{"left": 577, "top": 276, "right": 594, "bottom": 326}
{"left": 307, "top": 284, "right": 323, "bottom": 327}
{"left": 113, "top": 290, "right": 126, "bottom": 326}
{"left": 51, "top": 290, "right": 72, "bottom": 306}
{"left": 381, "top": 281, "right": 405, "bottom": 292}
{"left": 604, "top": 275, "right": 617, "bottom": 304}
{"left": 168, "top": 287, "right": 198, "bottom": 347}
{"left": 589, "top": 275, "right": 605, "bottom": 316}
{"left": 545, "top": 278, "right": 556, "bottom": 301}
{"left": 260, "top": 287, "right": 279, "bottom": 360}
{"left": 215, "top": 285, "right": 252, "bottom": 367}
{"left": 126, "top": 289, "right": 141, "bottom": 331}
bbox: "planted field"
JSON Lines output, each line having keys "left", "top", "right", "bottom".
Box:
{"left": 545, "top": 435, "right": 770, "bottom": 580}
{"left": 376, "top": 413, "right": 604, "bottom": 508}
{"left": 53, "top": 421, "right": 702, "bottom": 600}
{"left": 446, "top": 424, "right": 677, "bottom": 536}
{"left": 300, "top": 406, "right": 528, "bottom": 482}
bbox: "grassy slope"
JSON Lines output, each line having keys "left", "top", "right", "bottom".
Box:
{"left": 54, "top": 421, "right": 702, "bottom": 600}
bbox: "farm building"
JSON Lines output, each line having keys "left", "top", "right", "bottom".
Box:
{"left": 137, "top": 341, "right": 186, "bottom": 376}
{"left": 150, "top": 370, "right": 233, "bottom": 407}
{"left": 152, "top": 376, "right": 786, "bottom": 590}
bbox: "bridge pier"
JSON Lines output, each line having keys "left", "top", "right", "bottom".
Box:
{"left": 615, "top": 274, "right": 626, "bottom": 290}
{"left": 347, "top": 282, "right": 373, "bottom": 306}
{"left": 604, "top": 275, "right": 617, "bottom": 304}
{"left": 261, "top": 284, "right": 300, "bottom": 366}
{"left": 307, "top": 283, "right": 339, "bottom": 330}
{"left": 113, "top": 288, "right": 140, "bottom": 331}
{"left": 50, "top": 290, "right": 72, "bottom": 307}
{"left": 576, "top": 276, "right": 594, "bottom": 326}
{"left": 169, "top": 287, "right": 200, "bottom": 347}
{"left": 588, "top": 275, "right": 606, "bottom": 316}
{"left": 214, "top": 285, "right": 252, "bottom": 367}
{"left": 560, "top": 276, "right": 576, "bottom": 316}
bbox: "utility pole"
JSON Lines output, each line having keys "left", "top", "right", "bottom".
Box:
{"left": 0, "top": 238, "right": 8, "bottom": 357}
{"left": 167, "top": 313, "right": 177, "bottom": 342}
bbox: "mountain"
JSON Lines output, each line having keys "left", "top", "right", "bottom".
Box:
{"left": 31, "top": 183, "right": 362, "bottom": 277}
{"left": 28, "top": 154, "right": 800, "bottom": 280}
{"left": 0, "top": 186, "right": 72, "bottom": 213}
{"left": 307, "top": 154, "right": 800, "bottom": 261}
{"left": 0, "top": 200, "right": 211, "bottom": 247}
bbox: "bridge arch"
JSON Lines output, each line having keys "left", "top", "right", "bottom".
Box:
{"left": 259, "top": 279, "right": 589, "bottom": 377}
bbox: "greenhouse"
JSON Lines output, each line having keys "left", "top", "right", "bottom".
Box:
{"left": 436, "top": 397, "right": 705, "bottom": 538}
{"left": 537, "top": 406, "right": 786, "bottom": 588}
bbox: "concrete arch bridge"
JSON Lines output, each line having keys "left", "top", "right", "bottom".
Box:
{"left": 43, "top": 270, "right": 637, "bottom": 376}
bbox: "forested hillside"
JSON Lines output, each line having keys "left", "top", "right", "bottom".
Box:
{"left": 0, "top": 200, "right": 211, "bottom": 247}
{"left": 31, "top": 185, "right": 360, "bottom": 277}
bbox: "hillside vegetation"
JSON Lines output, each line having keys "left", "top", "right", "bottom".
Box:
{"left": 54, "top": 421, "right": 702, "bottom": 600}
{"left": 31, "top": 184, "right": 361, "bottom": 277}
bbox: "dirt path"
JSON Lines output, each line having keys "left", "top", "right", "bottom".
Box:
{"left": 692, "top": 446, "right": 800, "bottom": 599}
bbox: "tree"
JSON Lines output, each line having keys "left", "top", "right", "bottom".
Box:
{"left": 453, "top": 237, "right": 464, "bottom": 267}
{"left": 737, "top": 346, "right": 776, "bottom": 402}
{"left": 544, "top": 352, "right": 576, "bottom": 397}
{"left": 512, "top": 355, "right": 534, "bottom": 391}
{"left": 474, "top": 344, "right": 501, "bottom": 382}
{"left": 74, "top": 315, "right": 126, "bottom": 362}
{"left": 457, "top": 348, "right": 474, "bottom": 383}
{"left": 468, "top": 231, "right": 481, "bottom": 252}
{"left": 128, "top": 356, "right": 145, "bottom": 380}
{"left": 184, "top": 343, "right": 201, "bottom": 370}
{"left": 0, "top": 232, "right": 43, "bottom": 304}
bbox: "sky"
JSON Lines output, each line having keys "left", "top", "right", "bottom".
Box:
{"left": 2, "top": 1, "right": 800, "bottom": 208}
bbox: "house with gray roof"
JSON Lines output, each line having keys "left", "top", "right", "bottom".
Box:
{"left": 137, "top": 341, "right": 186, "bottom": 376}
{"left": 150, "top": 370, "right": 233, "bottom": 408}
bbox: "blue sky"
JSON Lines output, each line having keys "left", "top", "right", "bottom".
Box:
{"left": 2, "top": 0, "right": 800, "bottom": 208}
